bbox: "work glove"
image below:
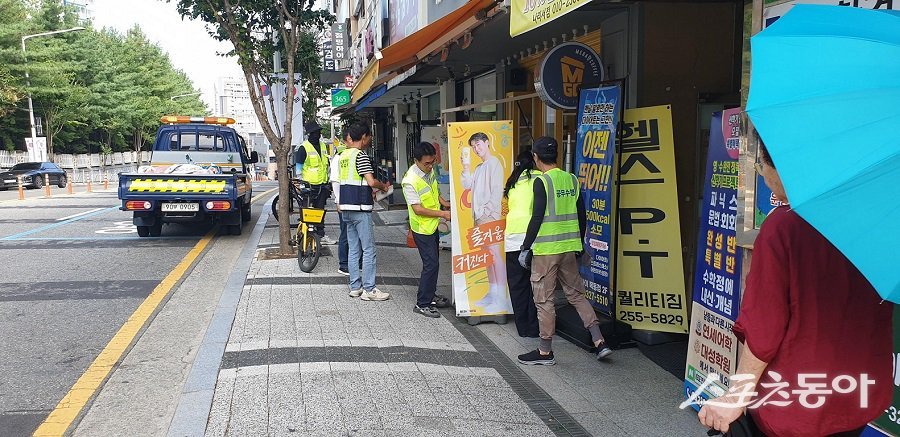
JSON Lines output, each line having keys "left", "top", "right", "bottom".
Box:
{"left": 518, "top": 249, "right": 533, "bottom": 269}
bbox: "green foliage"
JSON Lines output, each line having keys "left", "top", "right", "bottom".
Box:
{"left": 170, "top": 0, "right": 333, "bottom": 252}
{"left": 0, "top": 0, "right": 207, "bottom": 154}
{"left": 171, "top": 0, "right": 332, "bottom": 150}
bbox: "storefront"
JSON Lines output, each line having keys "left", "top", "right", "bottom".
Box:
{"left": 344, "top": 0, "right": 745, "bottom": 333}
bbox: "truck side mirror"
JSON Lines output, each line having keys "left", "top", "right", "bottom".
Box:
{"left": 250, "top": 151, "right": 259, "bottom": 164}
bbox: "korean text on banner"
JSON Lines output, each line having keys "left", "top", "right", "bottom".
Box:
{"left": 615, "top": 105, "right": 688, "bottom": 334}
{"left": 574, "top": 85, "right": 621, "bottom": 315}
{"left": 683, "top": 108, "right": 744, "bottom": 410}
{"left": 510, "top": 0, "right": 592, "bottom": 37}
{"left": 448, "top": 121, "right": 515, "bottom": 317}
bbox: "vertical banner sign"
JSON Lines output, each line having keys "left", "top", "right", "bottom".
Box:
{"left": 683, "top": 108, "right": 744, "bottom": 410}
{"left": 510, "top": 0, "right": 592, "bottom": 37}
{"left": 869, "top": 309, "right": 900, "bottom": 436}
{"left": 616, "top": 105, "right": 689, "bottom": 334}
{"left": 332, "top": 23, "right": 347, "bottom": 60}
{"left": 448, "top": 121, "right": 515, "bottom": 317}
{"left": 574, "top": 85, "right": 621, "bottom": 315}
{"left": 323, "top": 40, "right": 335, "bottom": 72}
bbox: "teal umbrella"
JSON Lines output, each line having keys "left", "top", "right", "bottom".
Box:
{"left": 746, "top": 5, "right": 900, "bottom": 301}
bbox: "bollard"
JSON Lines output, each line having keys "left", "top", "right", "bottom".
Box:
{"left": 17, "top": 176, "right": 24, "bottom": 200}
{"left": 87, "top": 179, "right": 92, "bottom": 193}
{"left": 44, "top": 174, "right": 51, "bottom": 198}
{"left": 67, "top": 178, "right": 73, "bottom": 195}
{"left": 104, "top": 178, "right": 109, "bottom": 190}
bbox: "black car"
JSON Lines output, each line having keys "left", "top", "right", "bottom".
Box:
{"left": 0, "top": 162, "right": 68, "bottom": 190}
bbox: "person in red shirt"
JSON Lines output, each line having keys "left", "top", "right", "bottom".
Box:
{"left": 698, "top": 142, "right": 893, "bottom": 436}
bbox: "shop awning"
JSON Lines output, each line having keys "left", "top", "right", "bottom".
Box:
{"left": 378, "top": 0, "right": 496, "bottom": 72}
{"left": 348, "top": 0, "right": 495, "bottom": 105}
{"left": 355, "top": 85, "right": 387, "bottom": 112}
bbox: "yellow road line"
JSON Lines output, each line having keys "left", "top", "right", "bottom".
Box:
{"left": 252, "top": 187, "right": 277, "bottom": 203}
{"left": 33, "top": 187, "right": 275, "bottom": 436}
{"left": 33, "top": 230, "right": 216, "bottom": 436}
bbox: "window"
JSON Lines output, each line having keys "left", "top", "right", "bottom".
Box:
{"left": 198, "top": 133, "right": 220, "bottom": 151}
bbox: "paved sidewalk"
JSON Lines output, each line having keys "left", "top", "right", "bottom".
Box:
{"left": 182, "top": 206, "right": 705, "bottom": 436}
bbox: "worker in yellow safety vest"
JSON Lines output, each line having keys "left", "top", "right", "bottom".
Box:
{"left": 516, "top": 136, "right": 613, "bottom": 366}
{"left": 503, "top": 148, "right": 541, "bottom": 337}
{"left": 297, "top": 121, "right": 333, "bottom": 243}
{"left": 402, "top": 141, "right": 452, "bottom": 318}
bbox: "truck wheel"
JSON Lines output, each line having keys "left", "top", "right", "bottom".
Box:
{"left": 149, "top": 222, "right": 162, "bottom": 237}
{"left": 241, "top": 200, "right": 251, "bottom": 222}
{"left": 137, "top": 225, "right": 151, "bottom": 237}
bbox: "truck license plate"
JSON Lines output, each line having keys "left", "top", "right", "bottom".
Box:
{"left": 162, "top": 202, "right": 199, "bottom": 212}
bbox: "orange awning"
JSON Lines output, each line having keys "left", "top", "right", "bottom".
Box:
{"left": 378, "top": 0, "right": 496, "bottom": 73}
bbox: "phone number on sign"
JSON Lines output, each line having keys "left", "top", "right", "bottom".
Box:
{"left": 619, "top": 311, "right": 684, "bottom": 325}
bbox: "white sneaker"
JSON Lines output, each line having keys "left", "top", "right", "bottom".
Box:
{"left": 360, "top": 287, "right": 391, "bottom": 301}
{"left": 349, "top": 288, "right": 363, "bottom": 298}
{"left": 320, "top": 235, "right": 337, "bottom": 245}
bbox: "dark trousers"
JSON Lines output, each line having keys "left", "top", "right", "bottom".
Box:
{"left": 338, "top": 211, "right": 348, "bottom": 270}
{"left": 506, "top": 251, "right": 540, "bottom": 337}
{"left": 310, "top": 184, "right": 330, "bottom": 236}
{"left": 412, "top": 230, "right": 439, "bottom": 307}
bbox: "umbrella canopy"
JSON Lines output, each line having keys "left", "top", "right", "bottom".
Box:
{"left": 746, "top": 5, "right": 900, "bottom": 301}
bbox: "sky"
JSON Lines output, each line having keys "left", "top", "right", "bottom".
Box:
{"left": 90, "top": 0, "right": 243, "bottom": 110}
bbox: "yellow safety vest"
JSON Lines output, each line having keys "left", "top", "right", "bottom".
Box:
{"left": 505, "top": 170, "right": 542, "bottom": 238}
{"left": 301, "top": 140, "right": 328, "bottom": 185}
{"left": 402, "top": 166, "right": 441, "bottom": 235}
{"left": 338, "top": 148, "right": 373, "bottom": 211}
{"left": 533, "top": 168, "right": 583, "bottom": 255}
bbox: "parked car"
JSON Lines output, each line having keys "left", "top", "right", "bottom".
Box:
{"left": 0, "top": 162, "right": 67, "bottom": 190}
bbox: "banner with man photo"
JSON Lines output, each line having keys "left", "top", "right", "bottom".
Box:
{"left": 447, "top": 121, "right": 515, "bottom": 317}
{"left": 574, "top": 84, "right": 621, "bottom": 315}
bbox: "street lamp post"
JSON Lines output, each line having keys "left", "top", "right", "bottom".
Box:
{"left": 21, "top": 27, "right": 85, "bottom": 159}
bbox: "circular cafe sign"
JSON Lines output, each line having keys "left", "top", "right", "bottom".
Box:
{"left": 534, "top": 42, "right": 604, "bottom": 110}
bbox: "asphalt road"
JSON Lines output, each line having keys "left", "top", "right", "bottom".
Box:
{"left": 0, "top": 182, "right": 275, "bottom": 436}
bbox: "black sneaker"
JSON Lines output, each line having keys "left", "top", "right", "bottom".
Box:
{"left": 431, "top": 294, "right": 450, "bottom": 308}
{"left": 517, "top": 349, "right": 555, "bottom": 366}
{"left": 337, "top": 267, "right": 349, "bottom": 276}
{"left": 413, "top": 305, "right": 441, "bottom": 318}
{"left": 596, "top": 341, "right": 613, "bottom": 360}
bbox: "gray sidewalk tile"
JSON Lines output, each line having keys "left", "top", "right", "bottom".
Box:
{"left": 204, "top": 377, "right": 235, "bottom": 437}
{"left": 225, "top": 373, "right": 268, "bottom": 436}
{"left": 198, "top": 212, "right": 705, "bottom": 437}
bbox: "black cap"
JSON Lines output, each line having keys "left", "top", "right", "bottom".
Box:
{"left": 304, "top": 121, "right": 322, "bottom": 133}
{"left": 532, "top": 136, "right": 558, "bottom": 156}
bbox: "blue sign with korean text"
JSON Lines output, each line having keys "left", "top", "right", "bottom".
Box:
{"left": 575, "top": 84, "right": 620, "bottom": 315}
{"left": 682, "top": 108, "right": 745, "bottom": 410}
{"left": 693, "top": 109, "right": 743, "bottom": 320}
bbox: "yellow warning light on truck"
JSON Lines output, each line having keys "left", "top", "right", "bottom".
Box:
{"left": 160, "top": 116, "right": 236, "bottom": 125}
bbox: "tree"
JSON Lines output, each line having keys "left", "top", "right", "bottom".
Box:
{"left": 172, "top": 0, "right": 333, "bottom": 254}
{"left": 297, "top": 30, "right": 329, "bottom": 120}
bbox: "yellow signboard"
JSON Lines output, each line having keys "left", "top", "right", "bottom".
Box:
{"left": 447, "top": 121, "right": 515, "bottom": 317}
{"left": 510, "top": 0, "right": 592, "bottom": 37}
{"left": 615, "top": 105, "right": 689, "bottom": 333}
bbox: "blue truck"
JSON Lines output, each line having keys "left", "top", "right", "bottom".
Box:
{"left": 118, "top": 116, "right": 259, "bottom": 237}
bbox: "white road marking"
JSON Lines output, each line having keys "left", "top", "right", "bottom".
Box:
{"left": 57, "top": 207, "right": 106, "bottom": 221}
